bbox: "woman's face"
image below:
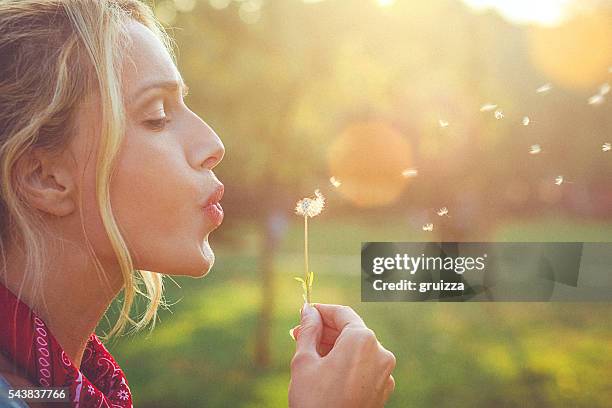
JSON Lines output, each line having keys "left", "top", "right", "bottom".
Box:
{"left": 73, "top": 20, "right": 225, "bottom": 278}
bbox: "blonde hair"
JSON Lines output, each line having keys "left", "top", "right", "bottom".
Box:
{"left": 0, "top": 0, "right": 176, "bottom": 341}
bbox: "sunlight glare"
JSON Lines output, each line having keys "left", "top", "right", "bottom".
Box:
{"left": 462, "top": 0, "right": 572, "bottom": 26}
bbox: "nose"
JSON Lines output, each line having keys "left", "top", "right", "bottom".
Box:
{"left": 195, "top": 121, "right": 225, "bottom": 171}
{"left": 201, "top": 139, "right": 224, "bottom": 170}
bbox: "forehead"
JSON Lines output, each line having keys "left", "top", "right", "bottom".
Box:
{"left": 122, "top": 20, "right": 180, "bottom": 100}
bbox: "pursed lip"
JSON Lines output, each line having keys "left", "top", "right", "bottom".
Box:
{"left": 203, "top": 184, "right": 224, "bottom": 207}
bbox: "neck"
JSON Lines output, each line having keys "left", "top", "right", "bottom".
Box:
{"left": 2, "top": 235, "right": 123, "bottom": 370}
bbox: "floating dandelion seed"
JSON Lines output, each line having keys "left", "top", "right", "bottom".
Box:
{"left": 600, "top": 83, "right": 610, "bottom": 96}
{"left": 480, "top": 103, "right": 498, "bottom": 112}
{"left": 422, "top": 223, "right": 434, "bottom": 232}
{"left": 436, "top": 207, "right": 449, "bottom": 217}
{"left": 294, "top": 189, "right": 325, "bottom": 304}
{"left": 554, "top": 175, "right": 564, "bottom": 186}
{"left": 439, "top": 119, "right": 449, "bottom": 128}
{"left": 536, "top": 83, "right": 552, "bottom": 94}
{"left": 588, "top": 94, "right": 605, "bottom": 106}
{"left": 494, "top": 110, "right": 504, "bottom": 120}
{"left": 401, "top": 168, "right": 418, "bottom": 178}
{"left": 602, "top": 142, "right": 611, "bottom": 152}
{"left": 329, "top": 176, "right": 342, "bottom": 188}
{"left": 529, "top": 144, "right": 542, "bottom": 155}
{"left": 522, "top": 116, "right": 530, "bottom": 126}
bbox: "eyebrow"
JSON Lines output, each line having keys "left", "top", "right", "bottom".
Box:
{"left": 131, "top": 78, "right": 190, "bottom": 102}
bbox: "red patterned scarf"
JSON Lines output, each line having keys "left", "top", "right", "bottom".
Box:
{"left": 0, "top": 281, "right": 133, "bottom": 407}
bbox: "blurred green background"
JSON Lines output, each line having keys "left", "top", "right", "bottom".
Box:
{"left": 98, "top": 0, "right": 612, "bottom": 406}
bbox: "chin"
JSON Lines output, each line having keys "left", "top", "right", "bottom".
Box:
{"left": 194, "top": 238, "right": 215, "bottom": 277}
{"left": 143, "top": 240, "right": 215, "bottom": 277}
{"left": 175, "top": 240, "right": 215, "bottom": 278}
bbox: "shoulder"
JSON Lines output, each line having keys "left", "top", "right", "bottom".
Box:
{"left": 0, "top": 352, "right": 35, "bottom": 388}
{"left": 0, "top": 373, "right": 32, "bottom": 408}
{"left": 0, "top": 353, "right": 34, "bottom": 408}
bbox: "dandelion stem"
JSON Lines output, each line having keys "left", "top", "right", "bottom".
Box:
{"left": 304, "top": 215, "right": 310, "bottom": 304}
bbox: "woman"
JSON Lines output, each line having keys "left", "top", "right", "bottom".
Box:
{"left": 0, "top": 1, "right": 396, "bottom": 407}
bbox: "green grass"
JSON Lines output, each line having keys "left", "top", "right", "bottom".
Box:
{"left": 98, "top": 217, "right": 612, "bottom": 407}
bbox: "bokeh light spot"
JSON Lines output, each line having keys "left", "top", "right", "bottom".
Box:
{"left": 528, "top": 13, "right": 612, "bottom": 90}
{"left": 327, "top": 121, "right": 413, "bottom": 208}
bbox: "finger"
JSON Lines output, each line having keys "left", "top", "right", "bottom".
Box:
{"left": 292, "top": 325, "right": 338, "bottom": 345}
{"left": 312, "top": 303, "right": 366, "bottom": 332}
{"left": 320, "top": 325, "right": 340, "bottom": 344}
{"left": 317, "top": 342, "right": 334, "bottom": 357}
{"left": 289, "top": 325, "right": 301, "bottom": 341}
{"left": 295, "top": 302, "right": 323, "bottom": 356}
{"left": 382, "top": 375, "right": 395, "bottom": 404}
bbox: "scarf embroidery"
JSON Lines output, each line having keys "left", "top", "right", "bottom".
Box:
{"left": 0, "top": 281, "right": 133, "bottom": 407}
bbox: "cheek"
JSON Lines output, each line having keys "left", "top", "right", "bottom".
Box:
{"left": 79, "top": 164, "right": 119, "bottom": 265}
{"left": 106, "top": 134, "right": 203, "bottom": 269}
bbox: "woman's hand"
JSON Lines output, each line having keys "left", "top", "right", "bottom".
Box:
{"left": 288, "top": 303, "right": 396, "bottom": 408}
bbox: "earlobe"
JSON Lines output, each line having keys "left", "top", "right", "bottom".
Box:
{"left": 16, "top": 149, "right": 77, "bottom": 217}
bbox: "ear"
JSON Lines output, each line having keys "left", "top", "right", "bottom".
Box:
{"left": 15, "top": 147, "right": 77, "bottom": 217}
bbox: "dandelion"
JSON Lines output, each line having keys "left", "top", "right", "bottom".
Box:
{"left": 602, "top": 142, "right": 611, "bottom": 152}
{"left": 536, "top": 83, "right": 552, "bottom": 94}
{"left": 294, "top": 189, "right": 325, "bottom": 304}
{"left": 329, "top": 176, "right": 342, "bottom": 188}
{"left": 422, "top": 223, "right": 434, "bottom": 232}
{"left": 401, "top": 168, "right": 418, "bottom": 178}
{"left": 588, "top": 94, "right": 605, "bottom": 106}
{"left": 480, "top": 103, "right": 498, "bottom": 112}
{"left": 494, "top": 110, "right": 504, "bottom": 120}
{"left": 436, "top": 207, "right": 449, "bottom": 217}
{"left": 439, "top": 119, "right": 449, "bottom": 128}
{"left": 554, "top": 175, "right": 564, "bottom": 185}
{"left": 522, "top": 116, "right": 530, "bottom": 126}
{"left": 529, "top": 144, "right": 542, "bottom": 155}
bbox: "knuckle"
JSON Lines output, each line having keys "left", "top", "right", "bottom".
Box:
{"left": 352, "top": 327, "right": 377, "bottom": 348}
{"left": 290, "top": 351, "right": 314, "bottom": 370}
{"left": 387, "top": 375, "right": 396, "bottom": 392}
{"left": 382, "top": 350, "right": 396, "bottom": 370}
{"left": 362, "top": 327, "right": 377, "bottom": 342}
{"left": 341, "top": 305, "right": 355, "bottom": 315}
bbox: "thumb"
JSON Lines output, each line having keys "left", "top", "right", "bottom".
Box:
{"left": 295, "top": 302, "right": 322, "bottom": 355}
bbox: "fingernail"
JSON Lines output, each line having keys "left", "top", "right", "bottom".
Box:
{"left": 289, "top": 326, "right": 301, "bottom": 341}
{"left": 301, "top": 302, "right": 314, "bottom": 320}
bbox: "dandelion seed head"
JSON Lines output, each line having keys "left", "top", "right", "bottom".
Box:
{"left": 602, "top": 142, "right": 611, "bottom": 152}
{"left": 522, "top": 116, "right": 530, "bottom": 126}
{"left": 480, "top": 103, "right": 497, "bottom": 112}
{"left": 536, "top": 83, "right": 552, "bottom": 94}
{"left": 295, "top": 189, "right": 325, "bottom": 217}
{"left": 439, "top": 119, "right": 449, "bottom": 128}
{"left": 436, "top": 207, "right": 449, "bottom": 217}
{"left": 529, "top": 144, "right": 542, "bottom": 155}
{"left": 600, "top": 83, "right": 610, "bottom": 96}
{"left": 401, "top": 168, "right": 418, "bottom": 178}
{"left": 422, "top": 223, "right": 434, "bottom": 232}
{"left": 494, "top": 110, "right": 504, "bottom": 120}
{"left": 554, "top": 175, "right": 564, "bottom": 185}
{"left": 329, "top": 176, "right": 342, "bottom": 188}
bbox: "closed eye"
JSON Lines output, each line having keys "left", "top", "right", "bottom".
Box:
{"left": 144, "top": 116, "right": 169, "bottom": 131}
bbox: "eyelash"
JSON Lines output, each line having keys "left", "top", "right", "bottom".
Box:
{"left": 142, "top": 90, "right": 188, "bottom": 131}
{"left": 144, "top": 116, "right": 169, "bottom": 131}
